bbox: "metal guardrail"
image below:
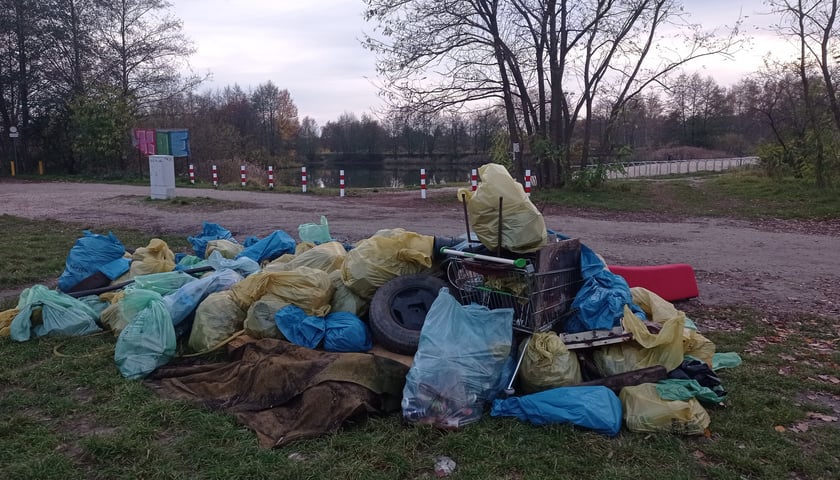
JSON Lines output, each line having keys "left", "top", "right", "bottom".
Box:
{"left": 598, "top": 156, "right": 760, "bottom": 179}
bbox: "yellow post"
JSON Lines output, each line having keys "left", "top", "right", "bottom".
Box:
{"left": 38, "top": 160, "right": 44, "bottom": 175}
{"left": 10, "top": 161, "right": 15, "bottom": 176}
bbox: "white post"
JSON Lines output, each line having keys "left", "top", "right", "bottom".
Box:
{"left": 301, "top": 166, "right": 307, "bottom": 193}
{"left": 339, "top": 169, "right": 345, "bottom": 197}
{"left": 420, "top": 168, "right": 427, "bottom": 199}
{"left": 525, "top": 169, "right": 531, "bottom": 197}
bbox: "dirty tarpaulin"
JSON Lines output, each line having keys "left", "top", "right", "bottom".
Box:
{"left": 145, "top": 338, "right": 408, "bottom": 448}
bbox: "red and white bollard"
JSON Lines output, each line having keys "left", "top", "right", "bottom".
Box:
{"left": 189, "top": 164, "right": 195, "bottom": 184}
{"left": 240, "top": 165, "right": 247, "bottom": 187}
{"left": 267, "top": 165, "right": 274, "bottom": 189}
{"left": 212, "top": 165, "right": 218, "bottom": 188}
{"left": 301, "top": 166, "right": 307, "bottom": 193}
{"left": 420, "top": 168, "right": 427, "bottom": 199}
{"left": 471, "top": 168, "right": 478, "bottom": 191}
{"left": 525, "top": 169, "right": 532, "bottom": 196}
{"left": 339, "top": 169, "right": 345, "bottom": 197}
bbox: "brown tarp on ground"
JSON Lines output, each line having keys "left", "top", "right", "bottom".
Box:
{"left": 145, "top": 338, "right": 409, "bottom": 448}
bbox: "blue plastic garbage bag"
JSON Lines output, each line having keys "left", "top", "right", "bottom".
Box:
{"left": 98, "top": 257, "right": 131, "bottom": 281}
{"left": 566, "top": 269, "right": 647, "bottom": 333}
{"left": 188, "top": 222, "right": 236, "bottom": 259}
{"left": 236, "top": 230, "right": 296, "bottom": 264}
{"left": 548, "top": 230, "right": 604, "bottom": 279}
{"left": 207, "top": 250, "right": 260, "bottom": 277}
{"left": 242, "top": 236, "right": 260, "bottom": 247}
{"left": 163, "top": 269, "right": 244, "bottom": 327}
{"left": 580, "top": 243, "right": 607, "bottom": 279}
{"left": 275, "top": 305, "right": 326, "bottom": 349}
{"left": 10, "top": 285, "right": 102, "bottom": 341}
{"left": 58, "top": 230, "right": 126, "bottom": 292}
{"left": 114, "top": 289, "right": 176, "bottom": 379}
{"left": 402, "top": 288, "right": 513, "bottom": 428}
{"left": 543, "top": 229, "right": 647, "bottom": 333}
{"left": 491, "top": 386, "right": 623, "bottom": 436}
{"left": 323, "top": 311, "right": 373, "bottom": 352}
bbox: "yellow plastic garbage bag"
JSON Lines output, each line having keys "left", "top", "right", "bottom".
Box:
{"left": 188, "top": 290, "right": 247, "bottom": 352}
{"left": 99, "top": 290, "right": 125, "bottom": 304}
{"left": 100, "top": 302, "right": 130, "bottom": 335}
{"left": 0, "top": 308, "right": 20, "bottom": 337}
{"left": 620, "top": 383, "right": 710, "bottom": 435}
{"left": 630, "top": 287, "right": 683, "bottom": 323}
{"left": 592, "top": 341, "right": 645, "bottom": 377}
{"left": 244, "top": 294, "right": 289, "bottom": 339}
{"left": 457, "top": 163, "right": 547, "bottom": 253}
{"left": 229, "top": 266, "right": 334, "bottom": 317}
{"left": 519, "top": 332, "right": 582, "bottom": 393}
{"left": 206, "top": 239, "right": 244, "bottom": 259}
{"left": 264, "top": 241, "right": 346, "bottom": 274}
{"left": 129, "top": 238, "right": 175, "bottom": 277}
{"left": 341, "top": 228, "right": 434, "bottom": 300}
{"left": 329, "top": 270, "right": 369, "bottom": 317}
{"left": 684, "top": 329, "right": 715, "bottom": 368}
{"left": 630, "top": 287, "right": 715, "bottom": 367}
{"left": 622, "top": 287, "right": 687, "bottom": 372}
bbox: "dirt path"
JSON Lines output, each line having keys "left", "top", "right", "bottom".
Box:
{"left": 2, "top": 180, "right": 838, "bottom": 318}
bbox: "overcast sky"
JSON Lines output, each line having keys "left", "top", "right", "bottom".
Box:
{"left": 171, "top": 0, "right": 793, "bottom": 126}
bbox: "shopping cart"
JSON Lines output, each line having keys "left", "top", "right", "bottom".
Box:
{"left": 443, "top": 239, "right": 584, "bottom": 394}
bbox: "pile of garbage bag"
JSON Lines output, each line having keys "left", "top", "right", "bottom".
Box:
{"left": 3, "top": 222, "right": 436, "bottom": 381}
{"left": 0, "top": 162, "right": 743, "bottom": 445}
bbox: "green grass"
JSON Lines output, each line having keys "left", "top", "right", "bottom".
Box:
{"left": 0, "top": 215, "right": 190, "bottom": 293}
{"left": 1, "top": 307, "right": 838, "bottom": 479}
{"left": 533, "top": 170, "right": 840, "bottom": 220}
{"left": 2, "top": 172, "right": 839, "bottom": 478}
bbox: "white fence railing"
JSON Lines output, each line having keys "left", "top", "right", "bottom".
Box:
{"left": 599, "top": 156, "right": 760, "bottom": 179}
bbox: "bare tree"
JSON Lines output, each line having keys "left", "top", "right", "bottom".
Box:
{"left": 364, "top": 0, "right": 741, "bottom": 186}
{"left": 96, "top": 0, "right": 202, "bottom": 113}
{"left": 768, "top": 0, "right": 840, "bottom": 187}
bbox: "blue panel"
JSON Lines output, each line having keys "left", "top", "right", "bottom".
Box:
{"left": 169, "top": 130, "right": 190, "bottom": 157}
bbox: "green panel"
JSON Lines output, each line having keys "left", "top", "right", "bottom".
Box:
{"left": 155, "top": 131, "right": 171, "bottom": 155}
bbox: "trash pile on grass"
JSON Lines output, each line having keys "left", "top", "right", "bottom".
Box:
{"left": 0, "top": 163, "right": 742, "bottom": 448}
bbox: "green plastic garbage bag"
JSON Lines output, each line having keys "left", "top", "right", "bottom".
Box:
{"left": 10, "top": 285, "right": 102, "bottom": 341}
{"left": 298, "top": 215, "right": 331, "bottom": 244}
{"left": 114, "top": 289, "right": 176, "bottom": 379}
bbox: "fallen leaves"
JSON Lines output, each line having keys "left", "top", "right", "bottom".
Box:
{"left": 816, "top": 375, "right": 840, "bottom": 385}
{"left": 806, "top": 412, "right": 839, "bottom": 423}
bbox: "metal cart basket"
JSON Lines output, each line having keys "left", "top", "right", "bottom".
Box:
{"left": 445, "top": 255, "right": 581, "bottom": 334}
{"left": 444, "top": 240, "right": 584, "bottom": 394}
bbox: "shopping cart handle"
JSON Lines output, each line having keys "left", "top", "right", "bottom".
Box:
{"left": 440, "top": 248, "right": 527, "bottom": 268}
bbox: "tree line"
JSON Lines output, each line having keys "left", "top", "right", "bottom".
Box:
{"left": 2, "top": 1, "right": 838, "bottom": 189}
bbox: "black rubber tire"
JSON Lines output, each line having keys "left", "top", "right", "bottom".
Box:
{"left": 369, "top": 273, "right": 449, "bottom": 355}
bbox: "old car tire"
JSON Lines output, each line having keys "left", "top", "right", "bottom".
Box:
{"left": 369, "top": 273, "right": 449, "bottom": 355}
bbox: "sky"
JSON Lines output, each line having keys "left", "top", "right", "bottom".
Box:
{"left": 171, "top": 0, "right": 797, "bottom": 127}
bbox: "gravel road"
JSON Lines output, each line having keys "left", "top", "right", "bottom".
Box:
{"left": 2, "top": 180, "right": 838, "bottom": 318}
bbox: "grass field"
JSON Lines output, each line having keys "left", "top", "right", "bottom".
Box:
{"left": 1, "top": 171, "right": 839, "bottom": 479}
